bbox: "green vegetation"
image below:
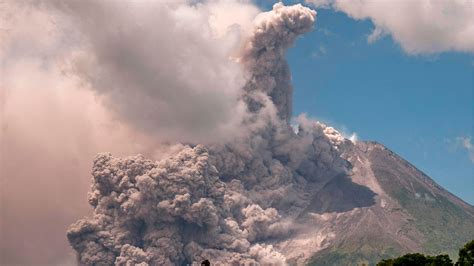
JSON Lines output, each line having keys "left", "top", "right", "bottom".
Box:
{"left": 456, "top": 240, "right": 474, "bottom": 266}
{"left": 307, "top": 240, "right": 403, "bottom": 266}
{"left": 308, "top": 250, "right": 395, "bottom": 266}
{"left": 376, "top": 240, "right": 474, "bottom": 266}
{"left": 377, "top": 254, "right": 452, "bottom": 266}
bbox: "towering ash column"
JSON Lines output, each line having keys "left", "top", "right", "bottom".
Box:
{"left": 66, "top": 3, "right": 322, "bottom": 266}
{"left": 241, "top": 3, "right": 316, "bottom": 122}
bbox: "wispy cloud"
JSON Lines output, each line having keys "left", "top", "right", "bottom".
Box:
{"left": 367, "top": 27, "right": 387, "bottom": 44}
{"left": 456, "top": 136, "right": 474, "bottom": 163}
{"left": 317, "top": 27, "right": 337, "bottom": 37}
{"left": 311, "top": 45, "right": 328, "bottom": 58}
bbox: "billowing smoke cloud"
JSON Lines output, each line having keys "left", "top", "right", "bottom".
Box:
{"left": 1, "top": 0, "right": 359, "bottom": 264}
{"left": 241, "top": 2, "right": 317, "bottom": 122}
{"left": 66, "top": 118, "right": 351, "bottom": 265}
{"left": 0, "top": 2, "right": 164, "bottom": 263}
{"left": 67, "top": 146, "right": 291, "bottom": 264}
{"left": 306, "top": 0, "right": 474, "bottom": 54}
{"left": 1, "top": 0, "right": 258, "bottom": 263}
{"left": 47, "top": 0, "right": 260, "bottom": 143}
{"left": 63, "top": 2, "right": 359, "bottom": 265}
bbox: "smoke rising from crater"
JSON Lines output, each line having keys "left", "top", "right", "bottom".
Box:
{"left": 63, "top": 3, "right": 357, "bottom": 265}
{"left": 2, "top": 1, "right": 355, "bottom": 264}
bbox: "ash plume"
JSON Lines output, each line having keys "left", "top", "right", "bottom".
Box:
{"left": 44, "top": 0, "right": 259, "bottom": 144}
{"left": 67, "top": 2, "right": 353, "bottom": 265}
{"left": 241, "top": 2, "right": 317, "bottom": 122}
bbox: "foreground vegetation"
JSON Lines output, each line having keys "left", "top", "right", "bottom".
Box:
{"left": 377, "top": 240, "right": 474, "bottom": 266}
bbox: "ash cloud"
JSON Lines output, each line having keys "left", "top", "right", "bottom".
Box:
{"left": 45, "top": 0, "right": 260, "bottom": 144}
{"left": 241, "top": 2, "right": 317, "bottom": 122}
{"left": 1, "top": 0, "right": 239, "bottom": 263}
{"left": 0, "top": 0, "right": 357, "bottom": 264}
{"left": 68, "top": 146, "right": 291, "bottom": 264}
{"left": 0, "top": 2, "right": 166, "bottom": 263}
{"left": 64, "top": 2, "right": 357, "bottom": 265}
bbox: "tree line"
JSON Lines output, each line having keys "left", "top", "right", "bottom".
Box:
{"left": 377, "top": 240, "right": 474, "bottom": 266}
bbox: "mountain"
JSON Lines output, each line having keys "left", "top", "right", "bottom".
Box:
{"left": 285, "top": 141, "right": 474, "bottom": 265}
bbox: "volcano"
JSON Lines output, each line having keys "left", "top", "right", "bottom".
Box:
{"left": 65, "top": 3, "right": 474, "bottom": 265}
{"left": 287, "top": 140, "right": 474, "bottom": 265}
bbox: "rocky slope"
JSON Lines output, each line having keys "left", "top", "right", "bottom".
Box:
{"left": 294, "top": 141, "right": 474, "bottom": 265}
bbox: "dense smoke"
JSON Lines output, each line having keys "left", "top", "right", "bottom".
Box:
{"left": 0, "top": 1, "right": 168, "bottom": 263}
{"left": 65, "top": 2, "right": 356, "bottom": 264}
{"left": 241, "top": 3, "right": 317, "bottom": 121}
{"left": 46, "top": 0, "right": 259, "bottom": 143}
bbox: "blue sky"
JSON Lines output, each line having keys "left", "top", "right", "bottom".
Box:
{"left": 257, "top": 1, "right": 474, "bottom": 204}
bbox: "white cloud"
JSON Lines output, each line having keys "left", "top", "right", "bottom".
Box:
{"left": 307, "top": 0, "right": 333, "bottom": 9}
{"left": 311, "top": 45, "right": 328, "bottom": 58}
{"left": 367, "top": 26, "right": 387, "bottom": 44}
{"left": 457, "top": 136, "right": 474, "bottom": 163}
{"left": 348, "top": 132, "right": 358, "bottom": 143}
{"left": 306, "top": 0, "right": 474, "bottom": 54}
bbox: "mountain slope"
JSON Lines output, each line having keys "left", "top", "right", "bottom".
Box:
{"left": 366, "top": 141, "right": 474, "bottom": 255}
{"left": 299, "top": 141, "right": 474, "bottom": 265}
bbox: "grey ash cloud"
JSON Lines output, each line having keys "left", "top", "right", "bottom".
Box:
{"left": 63, "top": 2, "right": 359, "bottom": 264}
{"left": 3, "top": 1, "right": 473, "bottom": 265}
{"left": 47, "top": 0, "right": 255, "bottom": 143}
